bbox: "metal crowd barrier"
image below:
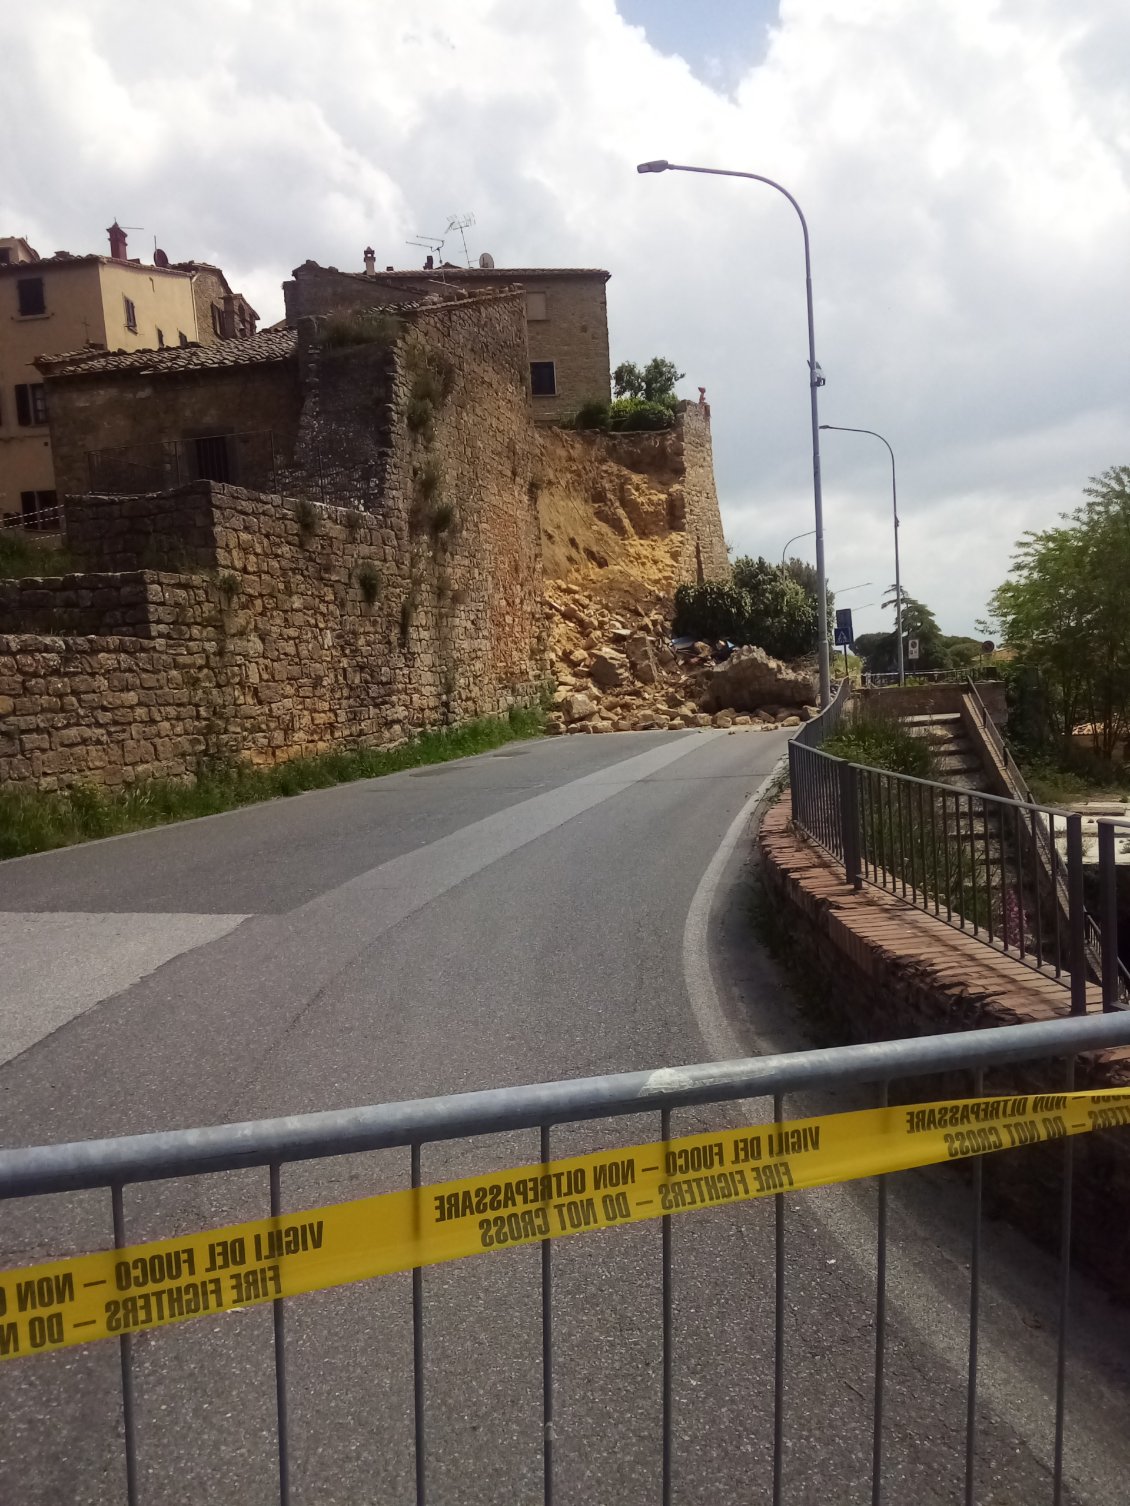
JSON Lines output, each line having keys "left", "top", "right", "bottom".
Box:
{"left": 3, "top": 1012, "right": 1130, "bottom": 1504}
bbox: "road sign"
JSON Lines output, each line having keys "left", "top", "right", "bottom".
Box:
{"left": 834, "top": 608, "right": 854, "bottom": 648}
{"left": 981, "top": 640, "right": 995, "bottom": 655}
{"left": 907, "top": 638, "right": 920, "bottom": 661}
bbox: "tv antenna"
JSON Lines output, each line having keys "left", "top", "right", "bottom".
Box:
{"left": 407, "top": 233, "right": 445, "bottom": 268}
{"left": 445, "top": 212, "right": 476, "bottom": 267}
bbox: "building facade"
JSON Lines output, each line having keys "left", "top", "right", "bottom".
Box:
{"left": 284, "top": 257, "right": 611, "bottom": 424}
{"left": 0, "top": 227, "right": 256, "bottom": 524}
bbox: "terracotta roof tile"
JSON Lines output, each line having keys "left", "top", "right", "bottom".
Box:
{"left": 37, "top": 329, "right": 297, "bottom": 379}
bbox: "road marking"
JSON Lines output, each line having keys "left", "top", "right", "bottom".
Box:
{"left": 0, "top": 912, "right": 251, "bottom": 1067}
{"left": 681, "top": 754, "right": 788, "bottom": 1061}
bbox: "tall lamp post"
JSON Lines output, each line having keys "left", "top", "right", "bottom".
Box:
{"left": 638, "top": 158, "right": 831, "bottom": 707}
{"left": 819, "top": 424, "right": 904, "bottom": 686}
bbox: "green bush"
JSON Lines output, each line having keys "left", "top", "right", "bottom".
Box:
{"left": 571, "top": 399, "right": 611, "bottom": 431}
{"left": 673, "top": 572, "right": 819, "bottom": 661}
{"left": 823, "top": 711, "right": 937, "bottom": 778}
{"left": 607, "top": 397, "right": 676, "bottom": 432}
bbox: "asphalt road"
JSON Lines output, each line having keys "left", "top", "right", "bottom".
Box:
{"left": 1, "top": 726, "right": 1129, "bottom": 1505}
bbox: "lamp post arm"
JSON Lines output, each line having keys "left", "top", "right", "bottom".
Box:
{"left": 660, "top": 162, "right": 830, "bottom": 706}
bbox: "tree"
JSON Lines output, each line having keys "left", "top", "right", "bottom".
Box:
{"left": 854, "top": 630, "right": 896, "bottom": 672}
{"left": 676, "top": 555, "right": 819, "bottom": 660}
{"left": 988, "top": 466, "right": 1130, "bottom": 757}
{"left": 881, "top": 586, "right": 946, "bottom": 671}
{"left": 613, "top": 356, "right": 685, "bottom": 405}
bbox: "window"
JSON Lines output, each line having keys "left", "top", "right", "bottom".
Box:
{"left": 211, "top": 305, "right": 223, "bottom": 338}
{"left": 0, "top": 249, "right": 11, "bottom": 266}
{"left": 529, "top": 360, "right": 557, "bottom": 397}
{"left": 192, "top": 434, "right": 233, "bottom": 484}
{"left": 17, "top": 278, "right": 46, "bottom": 316}
{"left": 526, "top": 290, "right": 548, "bottom": 321}
{"left": 123, "top": 296, "right": 138, "bottom": 332}
{"left": 20, "top": 490, "right": 57, "bottom": 530}
{"left": 156, "top": 328, "right": 165, "bottom": 348}
{"left": 15, "top": 383, "right": 47, "bottom": 426}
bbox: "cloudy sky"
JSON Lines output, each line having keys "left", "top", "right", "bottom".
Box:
{"left": 3, "top": 0, "right": 1127, "bottom": 638}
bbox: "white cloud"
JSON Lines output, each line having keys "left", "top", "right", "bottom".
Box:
{"left": 2, "top": 0, "right": 1127, "bottom": 634}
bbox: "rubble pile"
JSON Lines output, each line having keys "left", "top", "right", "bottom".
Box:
{"left": 544, "top": 584, "right": 819, "bottom": 735}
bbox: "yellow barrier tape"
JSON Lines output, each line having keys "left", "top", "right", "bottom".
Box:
{"left": 3, "top": 1087, "right": 1130, "bottom": 1362}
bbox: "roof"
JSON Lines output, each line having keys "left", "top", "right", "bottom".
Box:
{"left": 0, "top": 252, "right": 190, "bottom": 280}
{"left": 36, "top": 327, "right": 296, "bottom": 379}
{"left": 294, "top": 261, "right": 609, "bottom": 283}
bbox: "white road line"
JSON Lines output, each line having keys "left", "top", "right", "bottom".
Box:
{"left": 681, "top": 755, "right": 787, "bottom": 1062}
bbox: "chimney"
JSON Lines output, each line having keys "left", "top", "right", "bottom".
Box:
{"left": 107, "top": 222, "right": 128, "bottom": 261}
{"left": 424, "top": 254, "right": 434, "bottom": 270}
{"left": 363, "top": 246, "right": 376, "bottom": 275}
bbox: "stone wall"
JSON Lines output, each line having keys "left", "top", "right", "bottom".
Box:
{"left": 0, "top": 612, "right": 220, "bottom": 792}
{"left": 64, "top": 488, "right": 219, "bottom": 575}
{"left": 858, "top": 682, "right": 1006, "bottom": 724}
{"left": 0, "top": 292, "right": 549, "bottom": 793}
{"left": 0, "top": 572, "right": 219, "bottom": 640}
{"left": 673, "top": 401, "right": 730, "bottom": 582}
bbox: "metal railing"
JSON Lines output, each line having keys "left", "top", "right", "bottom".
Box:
{"left": 864, "top": 668, "right": 1001, "bottom": 687}
{"left": 3, "top": 1011, "right": 1130, "bottom": 1504}
{"left": 85, "top": 431, "right": 388, "bottom": 513}
{"left": 965, "top": 679, "right": 1130, "bottom": 1008}
{"left": 1097, "top": 818, "right": 1130, "bottom": 1012}
{"left": 87, "top": 430, "right": 283, "bottom": 497}
{"left": 790, "top": 702, "right": 1097, "bottom": 1013}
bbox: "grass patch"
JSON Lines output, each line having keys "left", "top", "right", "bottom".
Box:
{"left": 0, "top": 707, "right": 546, "bottom": 861}
{"left": 823, "top": 709, "right": 937, "bottom": 778}
{"left": 0, "top": 532, "right": 72, "bottom": 580}
{"left": 1022, "top": 754, "right": 1130, "bottom": 807}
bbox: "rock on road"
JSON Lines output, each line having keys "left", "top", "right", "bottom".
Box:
{"left": 1, "top": 726, "right": 1129, "bottom": 1505}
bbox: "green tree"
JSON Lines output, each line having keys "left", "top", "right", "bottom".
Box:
{"left": 854, "top": 630, "right": 896, "bottom": 672}
{"left": 675, "top": 555, "right": 819, "bottom": 660}
{"left": 613, "top": 356, "right": 685, "bottom": 404}
{"left": 988, "top": 466, "right": 1130, "bottom": 757}
{"left": 881, "top": 586, "right": 947, "bottom": 671}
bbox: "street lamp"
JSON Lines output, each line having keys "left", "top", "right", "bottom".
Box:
{"left": 819, "top": 425, "right": 904, "bottom": 686}
{"left": 780, "top": 529, "right": 816, "bottom": 575}
{"left": 639, "top": 158, "right": 831, "bottom": 707}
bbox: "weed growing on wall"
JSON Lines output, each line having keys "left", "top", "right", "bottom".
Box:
{"left": 293, "top": 497, "right": 320, "bottom": 541}
{"left": 216, "top": 572, "right": 241, "bottom": 605}
{"left": 356, "top": 563, "right": 381, "bottom": 605}
{"left": 318, "top": 312, "right": 404, "bottom": 349}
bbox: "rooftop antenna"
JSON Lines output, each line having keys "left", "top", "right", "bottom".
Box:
{"left": 445, "top": 212, "right": 476, "bottom": 268}
{"left": 406, "top": 233, "right": 445, "bottom": 271}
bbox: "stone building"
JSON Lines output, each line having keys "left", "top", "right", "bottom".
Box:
{"left": 0, "top": 226, "right": 257, "bottom": 526}
{"left": 284, "top": 256, "right": 611, "bottom": 424}
{"left": 37, "top": 330, "right": 301, "bottom": 501}
{"left": 2, "top": 288, "right": 549, "bottom": 792}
